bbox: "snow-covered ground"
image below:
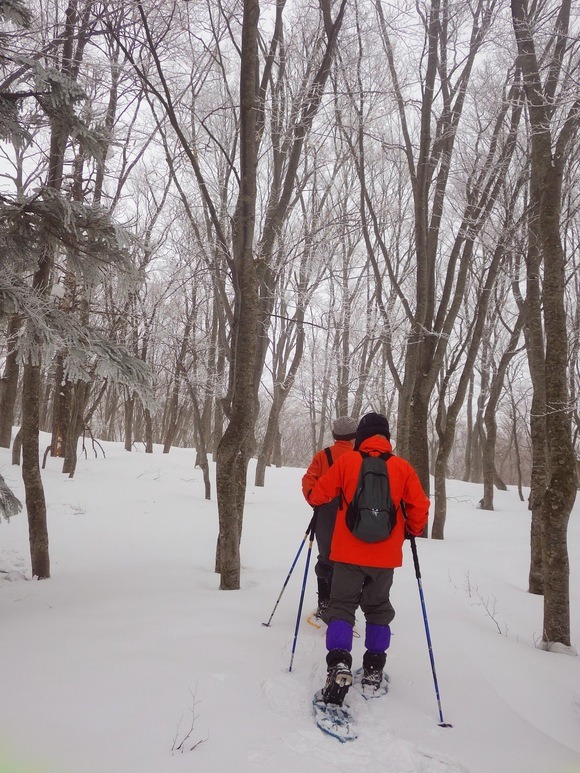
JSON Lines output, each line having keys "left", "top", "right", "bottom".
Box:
{"left": 1, "top": 437, "right": 579, "bottom": 773}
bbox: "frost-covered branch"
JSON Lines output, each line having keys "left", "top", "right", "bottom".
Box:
{"left": 464, "top": 573, "right": 507, "bottom": 636}
{"left": 171, "top": 688, "right": 207, "bottom": 755}
{"left": 0, "top": 472, "right": 22, "bottom": 522}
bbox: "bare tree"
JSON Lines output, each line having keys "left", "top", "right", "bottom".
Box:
{"left": 431, "top": 235, "right": 519, "bottom": 538}
{"left": 480, "top": 298, "right": 526, "bottom": 510}
{"left": 511, "top": 0, "right": 579, "bottom": 648}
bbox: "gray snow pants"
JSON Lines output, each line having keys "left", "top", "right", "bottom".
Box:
{"left": 324, "top": 562, "right": 395, "bottom": 627}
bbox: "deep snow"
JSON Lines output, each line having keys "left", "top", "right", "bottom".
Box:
{"left": 1, "top": 437, "right": 579, "bottom": 773}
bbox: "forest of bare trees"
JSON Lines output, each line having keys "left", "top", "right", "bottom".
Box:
{"left": 1, "top": 0, "right": 578, "bottom": 646}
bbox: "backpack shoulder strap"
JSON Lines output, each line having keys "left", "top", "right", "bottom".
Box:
{"left": 323, "top": 447, "right": 334, "bottom": 467}
{"left": 342, "top": 450, "right": 364, "bottom": 508}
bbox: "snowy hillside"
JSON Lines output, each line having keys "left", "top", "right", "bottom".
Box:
{"left": 1, "top": 439, "right": 579, "bottom": 773}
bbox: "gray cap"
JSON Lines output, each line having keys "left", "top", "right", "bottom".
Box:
{"left": 332, "top": 416, "right": 358, "bottom": 440}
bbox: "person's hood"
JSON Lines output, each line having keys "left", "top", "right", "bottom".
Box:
{"left": 357, "top": 435, "right": 393, "bottom": 456}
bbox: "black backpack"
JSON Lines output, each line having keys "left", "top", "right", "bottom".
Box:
{"left": 345, "top": 452, "right": 397, "bottom": 543}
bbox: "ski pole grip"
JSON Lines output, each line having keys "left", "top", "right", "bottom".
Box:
{"left": 410, "top": 535, "right": 421, "bottom": 579}
{"left": 308, "top": 511, "right": 317, "bottom": 537}
{"left": 401, "top": 501, "right": 421, "bottom": 579}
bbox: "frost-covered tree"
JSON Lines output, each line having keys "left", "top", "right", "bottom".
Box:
{"left": 0, "top": 470, "right": 22, "bottom": 522}
{"left": 1, "top": 0, "right": 151, "bottom": 576}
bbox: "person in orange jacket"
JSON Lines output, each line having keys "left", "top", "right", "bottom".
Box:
{"left": 308, "top": 412, "right": 429, "bottom": 705}
{"left": 302, "top": 416, "right": 358, "bottom": 617}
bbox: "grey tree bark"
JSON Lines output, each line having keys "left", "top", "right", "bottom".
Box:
{"left": 214, "top": 0, "right": 261, "bottom": 589}
{"left": 480, "top": 309, "right": 526, "bottom": 510}
{"left": 21, "top": 0, "right": 88, "bottom": 579}
{"left": 0, "top": 314, "right": 21, "bottom": 448}
{"left": 511, "top": 0, "right": 579, "bottom": 647}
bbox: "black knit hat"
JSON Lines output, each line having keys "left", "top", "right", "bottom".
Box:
{"left": 354, "top": 412, "right": 390, "bottom": 448}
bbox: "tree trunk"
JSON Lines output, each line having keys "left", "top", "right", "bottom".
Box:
{"left": 124, "top": 392, "right": 134, "bottom": 452}
{"left": 525, "top": 224, "right": 548, "bottom": 594}
{"left": 539, "top": 162, "right": 576, "bottom": 647}
{"left": 462, "top": 373, "right": 475, "bottom": 481}
{"left": 481, "top": 312, "right": 525, "bottom": 509}
{"left": 50, "top": 353, "right": 70, "bottom": 457}
{"left": 509, "top": 393, "right": 525, "bottom": 502}
{"left": 144, "top": 407, "right": 153, "bottom": 453}
{"left": 196, "top": 450, "right": 211, "bottom": 501}
{"left": 273, "top": 429, "right": 282, "bottom": 467}
{"left": 0, "top": 314, "right": 21, "bottom": 448}
{"left": 104, "top": 387, "right": 119, "bottom": 440}
{"left": 11, "top": 428, "right": 22, "bottom": 465}
{"left": 472, "top": 354, "right": 489, "bottom": 486}
{"left": 19, "top": 1, "right": 88, "bottom": 576}
{"left": 255, "top": 309, "right": 306, "bottom": 486}
{"left": 254, "top": 408, "right": 277, "bottom": 488}
{"left": 187, "top": 379, "right": 212, "bottom": 500}
{"left": 408, "top": 392, "right": 430, "bottom": 498}
{"left": 431, "top": 441, "right": 449, "bottom": 540}
{"left": 511, "top": 0, "right": 578, "bottom": 646}
{"left": 62, "top": 380, "right": 91, "bottom": 478}
{"left": 215, "top": 0, "right": 261, "bottom": 590}
{"left": 163, "top": 315, "right": 192, "bottom": 454}
{"left": 480, "top": 421, "right": 496, "bottom": 511}
{"left": 528, "top": 391, "right": 548, "bottom": 595}
{"left": 162, "top": 377, "right": 180, "bottom": 453}
{"left": 21, "top": 362, "right": 50, "bottom": 579}
{"left": 211, "top": 347, "right": 226, "bottom": 455}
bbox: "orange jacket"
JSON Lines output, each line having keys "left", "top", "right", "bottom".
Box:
{"left": 301, "top": 439, "right": 355, "bottom": 501}
{"left": 308, "top": 436, "right": 430, "bottom": 568}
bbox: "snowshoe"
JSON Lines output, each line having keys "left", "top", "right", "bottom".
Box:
{"left": 353, "top": 666, "right": 390, "bottom": 699}
{"left": 313, "top": 691, "right": 356, "bottom": 742}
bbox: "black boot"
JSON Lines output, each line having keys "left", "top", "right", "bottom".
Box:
{"left": 322, "top": 649, "right": 353, "bottom": 706}
{"left": 361, "top": 650, "right": 387, "bottom": 692}
{"left": 316, "top": 577, "right": 332, "bottom": 619}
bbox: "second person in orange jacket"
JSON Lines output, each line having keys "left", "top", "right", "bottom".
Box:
{"left": 302, "top": 415, "right": 358, "bottom": 617}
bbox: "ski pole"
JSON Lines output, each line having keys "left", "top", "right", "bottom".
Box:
{"left": 262, "top": 512, "right": 317, "bottom": 628}
{"left": 401, "top": 503, "right": 452, "bottom": 728}
{"left": 288, "top": 515, "right": 317, "bottom": 672}
{"left": 408, "top": 534, "right": 452, "bottom": 728}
